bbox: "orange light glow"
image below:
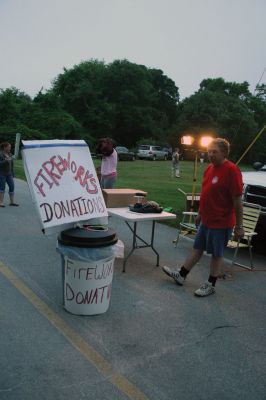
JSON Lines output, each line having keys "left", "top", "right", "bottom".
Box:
{"left": 200, "top": 136, "right": 213, "bottom": 148}
{"left": 181, "top": 136, "right": 194, "bottom": 146}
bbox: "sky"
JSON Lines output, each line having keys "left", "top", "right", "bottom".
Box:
{"left": 1, "top": 0, "right": 265, "bottom": 100}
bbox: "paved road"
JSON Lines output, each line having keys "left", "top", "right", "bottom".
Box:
{"left": 0, "top": 179, "right": 265, "bottom": 400}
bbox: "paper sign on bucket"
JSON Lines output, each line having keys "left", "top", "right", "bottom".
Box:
{"left": 64, "top": 256, "right": 114, "bottom": 315}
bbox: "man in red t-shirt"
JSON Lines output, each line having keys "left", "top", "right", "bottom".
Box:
{"left": 162, "top": 138, "right": 244, "bottom": 297}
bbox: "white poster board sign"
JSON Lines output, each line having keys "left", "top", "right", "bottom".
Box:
{"left": 22, "top": 140, "right": 107, "bottom": 232}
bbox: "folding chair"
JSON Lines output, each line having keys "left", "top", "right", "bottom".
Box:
{"left": 177, "top": 188, "right": 201, "bottom": 213}
{"left": 227, "top": 202, "right": 261, "bottom": 270}
{"left": 172, "top": 188, "right": 200, "bottom": 247}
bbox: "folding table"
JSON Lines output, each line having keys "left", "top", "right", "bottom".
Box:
{"left": 107, "top": 207, "right": 176, "bottom": 272}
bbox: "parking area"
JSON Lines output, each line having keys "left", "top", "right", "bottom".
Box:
{"left": 0, "top": 179, "right": 265, "bottom": 400}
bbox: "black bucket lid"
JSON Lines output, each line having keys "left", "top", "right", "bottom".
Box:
{"left": 58, "top": 226, "right": 118, "bottom": 248}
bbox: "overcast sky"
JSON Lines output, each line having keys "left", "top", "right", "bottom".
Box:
{"left": 1, "top": 0, "right": 265, "bottom": 100}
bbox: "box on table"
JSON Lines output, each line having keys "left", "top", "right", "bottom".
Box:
{"left": 102, "top": 189, "right": 147, "bottom": 208}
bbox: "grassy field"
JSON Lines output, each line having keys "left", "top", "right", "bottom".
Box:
{"left": 14, "top": 158, "right": 252, "bottom": 226}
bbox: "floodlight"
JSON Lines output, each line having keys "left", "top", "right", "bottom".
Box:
{"left": 200, "top": 136, "right": 213, "bottom": 148}
{"left": 181, "top": 136, "right": 194, "bottom": 146}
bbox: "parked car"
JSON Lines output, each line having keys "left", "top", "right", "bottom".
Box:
{"left": 116, "top": 146, "right": 136, "bottom": 161}
{"left": 137, "top": 145, "right": 168, "bottom": 161}
{"left": 242, "top": 163, "right": 266, "bottom": 253}
{"left": 162, "top": 147, "right": 173, "bottom": 160}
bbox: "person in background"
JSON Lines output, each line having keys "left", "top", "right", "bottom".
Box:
{"left": 172, "top": 147, "right": 180, "bottom": 178}
{"left": 162, "top": 138, "right": 244, "bottom": 297}
{"left": 0, "top": 142, "right": 19, "bottom": 207}
{"left": 96, "top": 138, "right": 118, "bottom": 189}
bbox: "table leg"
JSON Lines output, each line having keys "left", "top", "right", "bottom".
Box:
{"left": 122, "top": 220, "right": 160, "bottom": 272}
{"left": 122, "top": 222, "right": 137, "bottom": 272}
{"left": 150, "top": 221, "right": 160, "bottom": 266}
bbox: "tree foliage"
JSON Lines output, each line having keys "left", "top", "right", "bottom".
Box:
{"left": 0, "top": 87, "right": 84, "bottom": 147}
{"left": 52, "top": 59, "right": 179, "bottom": 147}
{"left": 169, "top": 78, "right": 266, "bottom": 162}
{"left": 0, "top": 65, "right": 265, "bottom": 162}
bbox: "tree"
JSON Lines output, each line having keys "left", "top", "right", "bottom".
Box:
{"left": 0, "top": 87, "right": 40, "bottom": 145}
{"left": 254, "top": 83, "right": 266, "bottom": 102}
{"left": 0, "top": 87, "right": 31, "bottom": 127}
{"left": 170, "top": 78, "right": 266, "bottom": 161}
{"left": 1, "top": 72, "right": 264, "bottom": 162}
{"left": 32, "top": 91, "right": 85, "bottom": 141}
{"left": 52, "top": 60, "right": 112, "bottom": 140}
{"left": 246, "top": 84, "right": 266, "bottom": 162}
{"left": 0, "top": 87, "right": 85, "bottom": 146}
{"left": 51, "top": 59, "right": 180, "bottom": 147}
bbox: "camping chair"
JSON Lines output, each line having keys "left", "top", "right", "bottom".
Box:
{"left": 227, "top": 202, "right": 261, "bottom": 270}
{"left": 172, "top": 188, "right": 201, "bottom": 247}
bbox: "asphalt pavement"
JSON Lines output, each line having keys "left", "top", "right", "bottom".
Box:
{"left": 0, "top": 179, "right": 265, "bottom": 400}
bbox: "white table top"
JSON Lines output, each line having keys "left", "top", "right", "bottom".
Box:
{"left": 107, "top": 207, "right": 176, "bottom": 222}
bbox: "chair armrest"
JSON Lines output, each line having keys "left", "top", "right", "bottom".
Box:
{"left": 183, "top": 211, "right": 198, "bottom": 216}
{"left": 244, "top": 232, "right": 258, "bottom": 237}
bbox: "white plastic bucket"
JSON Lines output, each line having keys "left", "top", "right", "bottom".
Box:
{"left": 57, "top": 226, "right": 117, "bottom": 315}
{"left": 64, "top": 256, "right": 114, "bottom": 315}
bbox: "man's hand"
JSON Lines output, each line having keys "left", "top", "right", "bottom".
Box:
{"left": 195, "top": 214, "right": 201, "bottom": 227}
{"left": 234, "top": 226, "right": 245, "bottom": 240}
{"left": 232, "top": 196, "right": 244, "bottom": 240}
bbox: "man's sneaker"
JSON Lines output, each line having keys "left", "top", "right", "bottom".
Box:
{"left": 162, "top": 266, "right": 185, "bottom": 285}
{"left": 194, "top": 282, "right": 215, "bottom": 297}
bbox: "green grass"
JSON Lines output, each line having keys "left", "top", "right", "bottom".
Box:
{"left": 14, "top": 161, "right": 27, "bottom": 181}
{"left": 14, "top": 158, "right": 253, "bottom": 227}
{"left": 115, "top": 160, "right": 205, "bottom": 222}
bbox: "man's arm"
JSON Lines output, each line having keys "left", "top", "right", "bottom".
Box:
{"left": 232, "top": 195, "right": 244, "bottom": 239}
